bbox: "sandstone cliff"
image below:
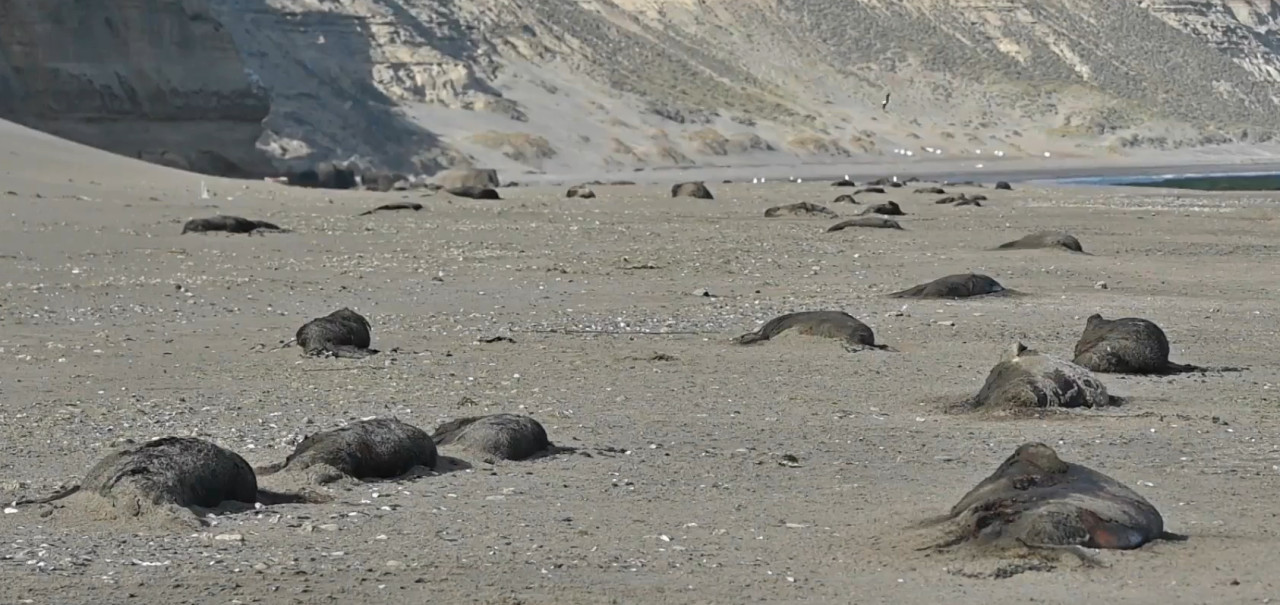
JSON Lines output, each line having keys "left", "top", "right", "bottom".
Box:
{"left": 3, "top": 0, "right": 1279, "bottom": 178}
{"left": 0, "top": 0, "right": 276, "bottom": 177}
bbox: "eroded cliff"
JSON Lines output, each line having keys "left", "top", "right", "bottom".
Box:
{"left": 0, "top": 0, "right": 275, "bottom": 177}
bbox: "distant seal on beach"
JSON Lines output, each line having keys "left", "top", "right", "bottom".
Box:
{"left": 764, "top": 202, "right": 837, "bottom": 218}
{"left": 357, "top": 202, "right": 423, "bottom": 216}
{"left": 914, "top": 186, "right": 946, "bottom": 194}
{"left": 918, "top": 442, "right": 1183, "bottom": 561}
{"left": 296, "top": 308, "right": 378, "bottom": 359}
{"left": 854, "top": 186, "right": 887, "bottom": 195}
{"left": 832, "top": 179, "right": 857, "bottom": 187}
{"left": 831, "top": 194, "right": 859, "bottom": 204}
{"left": 432, "top": 414, "right": 552, "bottom": 461}
{"left": 1072, "top": 314, "right": 1200, "bottom": 375}
{"left": 566, "top": 184, "right": 597, "bottom": 198}
{"left": 995, "top": 231, "right": 1085, "bottom": 253}
{"left": 858, "top": 201, "right": 904, "bottom": 216}
{"left": 826, "top": 217, "right": 903, "bottom": 231}
{"left": 734, "top": 310, "right": 889, "bottom": 351}
{"left": 963, "top": 342, "right": 1118, "bottom": 413}
{"left": 889, "top": 273, "right": 1015, "bottom": 299}
{"left": 994, "top": 181, "right": 1013, "bottom": 190}
{"left": 447, "top": 186, "right": 501, "bottom": 200}
{"left": 672, "top": 181, "right": 714, "bottom": 199}
{"left": 257, "top": 417, "right": 438, "bottom": 483}
{"left": 182, "top": 215, "right": 286, "bottom": 235}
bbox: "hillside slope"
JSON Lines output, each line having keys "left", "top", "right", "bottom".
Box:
{"left": 4, "top": 0, "right": 1279, "bottom": 177}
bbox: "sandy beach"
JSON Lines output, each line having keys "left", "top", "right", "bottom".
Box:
{"left": 1, "top": 121, "right": 1279, "bottom": 604}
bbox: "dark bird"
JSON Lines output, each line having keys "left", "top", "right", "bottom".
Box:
{"left": 882, "top": 92, "right": 891, "bottom": 111}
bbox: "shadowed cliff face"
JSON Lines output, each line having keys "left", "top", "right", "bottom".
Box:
{"left": 0, "top": 0, "right": 276, "bottom": 177}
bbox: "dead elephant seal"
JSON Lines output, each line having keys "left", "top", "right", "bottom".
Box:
{"left": 734, "top": 310, "right": 889, "bottom": 351}
{"left": 296, "top": 308, "right": 378, "bottom": 359}
{"left": 565, "top": 184, "right": 597, "bottom": 198}
{"left": 182, "top": 215, "right": 286, "bottom": 234}
{"left": 832, "top": 179, "right": 857, "bottom": 187}
{"left": 858, "top": 201, "right": 904, "bottom": 216}
{"left": 1072, "top": 314, "right": 1200, "bottom": 374}
{"left": 357, "top": 202, "right": 423, "bottom": 216}
{"left": 447, "top": 186, "right": 501, "bottom": 200}
{"left": 995, "top": 231, "right": 1085, "bottom": 253}
{"left": 854, "top": 186, "right": 886, "bottom": 195}
{"left": 920, "top": 442, "right": 1183, "bottom": 561}
{"left": 827, "top": 217, "right": 903, "bottom": 231}
{"left": 672, "top": 181, "right": 714, "bottom": 199}
{"left": 889, "top": 273, "right": 1014, "bottom": 299}
{"left": 432, "top": 414, "right": 552, "bottom": 461}
{"left": 914, "top": 186, "right": 946, "bottom": 194}
{"left": 965, "top": 342, "right": 1117, "bottom": 412}
{"left": 19, "top": 437, "right": 260, "bottom": 523}
{"left": 257, "top": 417, "right": 437, "bottom": 483}
{"left": 764, "top": 202, "right": 837, "bottom": 218}
{"left": 831, "top": 194, "right": 859, "bottom": 204}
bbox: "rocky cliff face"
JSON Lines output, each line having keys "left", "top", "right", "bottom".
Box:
{"left": 3, "top": 0, "right": 1279, "bottom": 178}
{"left": 0, "top": 0, "right": 275, "bottom": 177}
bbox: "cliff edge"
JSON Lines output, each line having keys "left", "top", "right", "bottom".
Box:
{"left": 0, "top": 0, "right": 276, "bottom": 177}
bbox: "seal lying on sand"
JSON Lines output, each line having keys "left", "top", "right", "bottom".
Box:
{"left": 826, "top": 217, "right": 903, "bottom": 231}
{"left": 565, "top": 184, "right": 597, "bottom": 198}
{"left": 296, "top": 308, "right": 378, "bottom": 359}
{"left": 672, "top": 181, "right": 714, "bottom": 199}
{"left": 914, "top": 186, "right": 946, "bottom": 194}
{"left": 858, "top": 201, "right": 904, "bottom": 216}
{"left": 889, "top": 273, "right": 1015, "bottom": 299}
{"left": 995, "top": 231, "right": 1085, "bottom": 253}
{"left": 964, "top": 342, "right": 1118, "bottom": 412}
{"left": 1072, "top": 314, "right": 1200, "bottom": 374}
{"left": 734, "top": 310, "right": 890, "bottom": 351}
{"left": 832, "top": 179, "right": 857, "bottom": 187}
{"left": 919, "top": 442, "right": 1183, "bottom": 561}
{"left": 831, "top": 194, "right": 858, "bottom": 204}
{"left": 182, "top": 215, "right": 286, "bottom": 234}
{"left": 14, "top": 437, "right": 300, "bottom": 525}
{"left": 357, "top": 202, "right": 423, "bottom": 216}
{"left": 764, "top": 202, "right": 838, "bottom": 218}
{"left": 854, "top": 186, "right": 887, "bottom": 195}
{"left": 447, "top": 186, "right": 501, "bottom": 200}
{"left": 432, "top": 414, "right": 552, "bottom": 461}
{"left": 994, "top": 181, "right": 1014, "bottom": 190}
{"left": 257, "top": 417, "right": 438, "bottom": 483}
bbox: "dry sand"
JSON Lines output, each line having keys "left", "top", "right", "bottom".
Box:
{"left": 1, "top": 120, "right": 1280, "bottom": 603}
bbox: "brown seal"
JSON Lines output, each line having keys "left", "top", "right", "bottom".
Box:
{"left": 889, "top": 273, "right": 1016, "bottom": 299}
{"left": 1072, "top": 314, "right": 1202, "bottom": 374}
{"left": 764, "top": 202, "right": 838, "bottom": 218}
{"left": 734, "top": 310, "right": 891, "bottom": 352}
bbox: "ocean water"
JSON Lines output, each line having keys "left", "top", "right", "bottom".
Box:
{"left": 1058, "top": 172, "right": 1280, "bottom": 191}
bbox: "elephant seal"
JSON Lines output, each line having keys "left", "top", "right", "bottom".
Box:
{"left": 889, "top": 273, "right": 1015, "bottom": 299}
{"left": 566, "top": 184, "right": 597, "bottom": 198}
{"left": 257, "top": 417, "right": 438, "bottom": 484}
{"left": 182, "top": 215, "right": 286, "bottom": 234}
{"left": 672, "top": 181, "right": 714, "bottom": 199}
{"left": 831, "top": 194, "right": 859, "bottom": 204}
{"left": 432, "top": 414, "right": 552, "bottom": 461}
{"left": 12, "top": 437, "right": 308, "bottom": 526}
{"left": 858, "top": 201, "right": 904, "bottom": 216}
{"left": 854, "top": 186, "right": 887, "bottom": 195}
{"left": 994, "top": 181, "right": 1014, "bottom": 190}
{"left": 296, "top": 308, "right": 378, "bottom": 359}
{"left": 964, "top": 342, "right": 1118, "bottom": 413}
{"left": 734, "top": 310, "right": 889, "bottom": 351}
{"left": 1072, "top": 315, "right": 1200, "bottom": 374}
{"left": 826, "top": 217, "right": 904, "bottom": 231}
{"left": 832, "top": 179, "right": 857, "bottom": 187}
{"left": 764, "top": 202, "right": 837, "bottom": 218}
{"left": 995, "top": 231, "right": 1086, "bottom": 253}
{"left": 914, "top": 186, "right": 946, "bottom": 194}
{"left": 447, "top": 186, "right": 501, "bottom": 200}
{"left": 357, "top": 202, "right": 423, "bottom": 216}
{"left": 919, "top": 442, "right": 1183, "bottom": 561}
